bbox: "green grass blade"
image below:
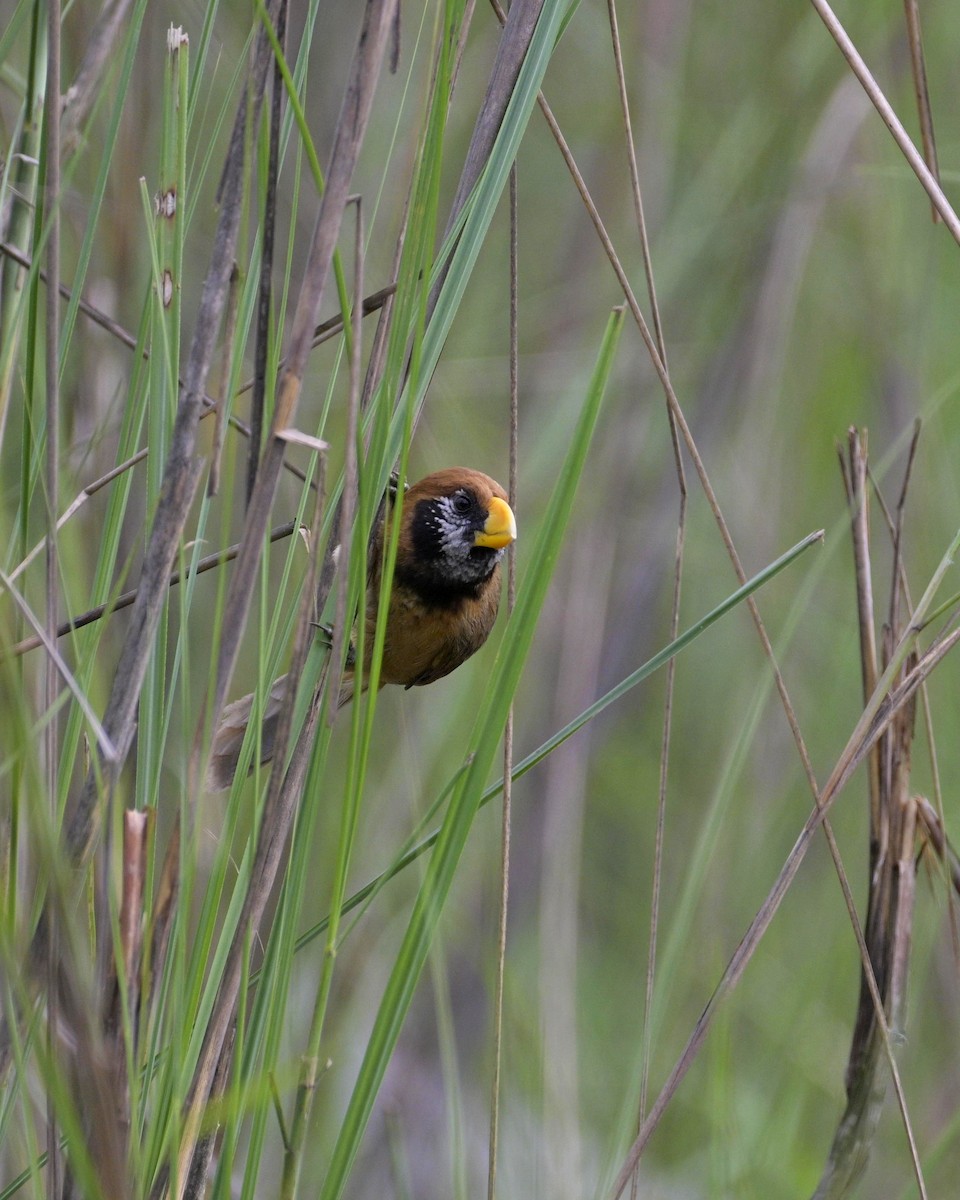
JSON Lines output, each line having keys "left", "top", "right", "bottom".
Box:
{"left": 319, "top": 305, "right": 624, "bottom": 1200}
{"left": 293, "top": 524, "right": 823, "bottom": 953}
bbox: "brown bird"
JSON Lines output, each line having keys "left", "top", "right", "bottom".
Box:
{"left": 206, "top": 468, "right": 516, "bottom": 790}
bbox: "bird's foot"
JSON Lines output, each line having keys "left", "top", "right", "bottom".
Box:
{"left": 387, "top": 470, "right": 409, "bottom": 500}
{"left": 312, "top": 622, "right": 356, "bottom": 669}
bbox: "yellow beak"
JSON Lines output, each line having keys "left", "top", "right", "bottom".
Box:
{"left": 473, "top": 496, "right": 517, "bottom": 550}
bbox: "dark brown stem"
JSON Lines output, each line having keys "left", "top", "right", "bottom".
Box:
{"left": 249, "top": 0, "right": 288, "bottom": 503}
{"left": 7, "top": 520, "right": 298, "bottom": 658}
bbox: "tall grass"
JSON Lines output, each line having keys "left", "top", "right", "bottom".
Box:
{"left": 2, "top": 1, "right": 960, "bottom": 1198}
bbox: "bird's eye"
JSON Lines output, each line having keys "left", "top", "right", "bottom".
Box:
{"left": 452, "top": 492, "right": 472, "bottom": 514}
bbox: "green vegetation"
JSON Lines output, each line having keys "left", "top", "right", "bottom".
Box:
{"left": 1, "top": 1, "right": 959, "bottom": 1197}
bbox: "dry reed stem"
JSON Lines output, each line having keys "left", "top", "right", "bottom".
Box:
{"left": 118, "top": 811, "right": 149, "bottom": 1026}
{"left": 145, "top": 817, "right": 180, "bottom": 1049}
{"left": 444, "top": 0, "right": 545, "bottom": 246}
{"left": 859, "top": 428, "right": 960, "bottom": 966}
{"left": 915, "top": 798, "right": 960, "bottom": 898}
{"left": 501, "top": 26, "right": 890, "bottom": 1192}
{"left": 276, "top": 195, "right": 363, "bottom": 1200}
{"left": 814, "top": 431, "right": 926, "bottom": 1198}
{"left": 602, "top": 6, "right": 685, "bottom": 1189}
{"left": 248, "top": 0, "right": 288, "bottom": 505}
{"left": 196, "top": 0, "right": 397, "bottom": 776}
{"left": 810, "top": 0, "right": 959, "bottom": 240}
{"left": 608, "top": 503, "right": 960, "bottom": 1196}
{"left": 839, "top": 431, "right": 881, "bottom": 833}
{"left": 0, "top": 237, "right": 395, "bottom": 412}
{"left": 0, "top": 252, "right": 394, "bottom": 611}
{"left": 325, "top": 196, "right": 364, "bottom": 733}
{"left": 7, "top": 520, "right": 298, "bottom": 658}
{"left": 901, "top": 0, "right": 940, "bottom": 223}
{"left": 61, "top": 0, "right": 137, "bottom": 149}
{"left": 497, "top": 6, "right": 959, "bottom": 1186}
{"left": 0, "top": 567, "right": 116, "bottom": 758}
{"left": 103, "top": 809, "right": 149, "bottom": 1174}
{"left": 207, "top": 262, "right": 241, "bottom": 499}
{"left": 175, "top": 7, "right": 399, "bottom": 1192}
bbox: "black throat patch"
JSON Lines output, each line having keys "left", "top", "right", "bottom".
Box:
{"left": 400, "top": 496, "right": 501, "bottom": 608}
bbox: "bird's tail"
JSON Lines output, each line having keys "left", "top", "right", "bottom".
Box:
{"left": 205, "top": 669, "right": 357, "bottom": 792}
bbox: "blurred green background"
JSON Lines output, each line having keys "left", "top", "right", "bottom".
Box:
{"left": 3, "top": 0, "right": 960, "bottom": 1196}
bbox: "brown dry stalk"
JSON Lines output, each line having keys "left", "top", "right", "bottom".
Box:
{"left": 146, "top": 817, "right": 181, "bottom": 1048}
{"left": 609, "top": 451, "right": 960, "bottom": 1198}
{"left": 0, "top": 237, "right": 394, "bottom": 406}
{"left": 104, "top": 809, "right": 150, "bottom": 1168}
{"left": 196, "top": 0, "right": 398, "bottom": 777}
{"left": 277, "top": 196, "right": 363, "bottom": 1200}
{"left": 813, "top": 431, "right": 926, "bottom": 1199}
{"left": 810, "top": 0, "right": 959, "bottom": 241}
{"left": 915, "top": 797, "right": 960, "bottom": 899}
{"left": 119, "top": 811, "right": 149, "bottom": 1017}
{"left": 184, "top": 4, "right": 549, "bottom": 1190}
{"left": 207, "top": 262, "right": 241, "bottom": 499}
{"left": 61, "top": 0, "right": 137, "bottom": 149}
{"left": 174, "top": 6, "right": 400, "bottom": 1193}
{"left": 0, "top": 234, "right": 395, "bottom": 581}
{"left": 8, "top": 520, "right": 298, "bottom": 659}
{"left": 901, "top": 0, "right": 941, "bottom": 223}
{"left": 602, "top": 6, "right": 685, "bottom": 1189}
{"left": 839, "top": 431, "right": 881, "bottom": 830}
{"left": 248, "top": 0, "right": 288, "bottom": 505}
{"left": 0, "top": 0, "right": 284, "bottom": 1164}
{"left": 513, "top": 6, "right": 960, "bottom": 1185}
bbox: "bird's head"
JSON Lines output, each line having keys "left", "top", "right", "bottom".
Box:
{"left": 397, "top": 468, "right": 517, "bottom": 603}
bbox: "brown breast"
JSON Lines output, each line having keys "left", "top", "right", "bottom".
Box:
{"left": 373, "top": 566, "right": 503, "bottom": 688}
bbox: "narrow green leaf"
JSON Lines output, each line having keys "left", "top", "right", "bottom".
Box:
{"left": 320, "top": 305, "right": 624, "bottom": 1200}
{"left": 291, "top": 523, "right": 824, "bottom": 953}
